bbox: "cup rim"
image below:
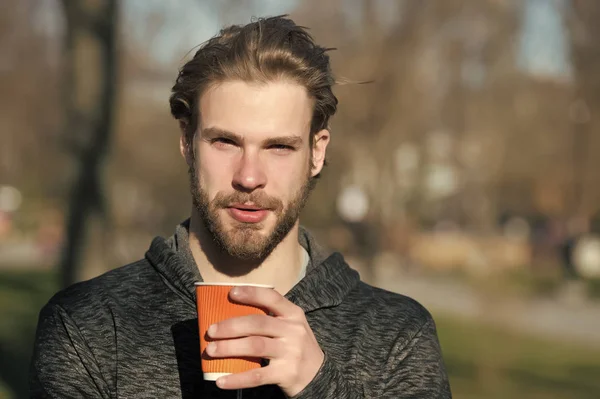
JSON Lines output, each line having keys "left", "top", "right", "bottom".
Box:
{"left": 194, "top": 282, "right": 274, "bottom": 288}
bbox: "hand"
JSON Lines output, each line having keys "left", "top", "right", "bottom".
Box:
{"left": 205, "top": 286, "right": 324, "bottom": 397}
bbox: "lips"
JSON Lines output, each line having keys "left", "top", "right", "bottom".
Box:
{"left": 226, "top": 204, "right": 269, "bottom": 223}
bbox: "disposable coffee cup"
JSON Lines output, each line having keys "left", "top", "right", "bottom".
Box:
{"left": 195, "top": 282, "right": 273, "bottom": 381}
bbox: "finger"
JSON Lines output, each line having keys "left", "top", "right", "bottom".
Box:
{"left": 208, "top": 314, "right": 288, "bottom": 339}
{"left": 229, "top": 286, "right": 303, "bottom": 318}
{"left": 205, "top": 336, "right": 283, "bottom": 359}
{"left": 216, "top": 365, "right": 278, "bottom": 390}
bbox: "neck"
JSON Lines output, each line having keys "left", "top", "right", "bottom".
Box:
{"left": 187, "top": 208, "right": 304, "bottom": 295}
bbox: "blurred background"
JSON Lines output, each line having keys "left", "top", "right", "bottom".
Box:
{"left": 1, "top": 0, "right": 600, "bottom": 397}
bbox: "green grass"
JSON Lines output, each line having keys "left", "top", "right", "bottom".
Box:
{"left": 0, "top": 269, "right": 57, "bottom": 399}
{"left": 1, "top": 269, "right": 599, "bottom": 398}
{"left": 436, "top": 315, "right": 600, "bottom": 399}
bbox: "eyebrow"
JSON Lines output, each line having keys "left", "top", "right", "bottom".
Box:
{"left": 201, "top": 127, "right": 304, "bottom": 147}
{"left": 263, "top": 136, "right": 303, "bottom": 147}
{"left": 201, "top": 127, "right": 243, "bottom": 143}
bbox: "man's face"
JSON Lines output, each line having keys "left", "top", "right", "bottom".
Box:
{"left": 182, "top": 80, "right": 329, "bottom": 262}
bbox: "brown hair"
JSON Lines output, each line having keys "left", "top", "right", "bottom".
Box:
{"left": 169, "top": 15, "right": 338, "bottom": 150}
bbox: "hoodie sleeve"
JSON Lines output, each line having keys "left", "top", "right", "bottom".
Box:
{"left": 29, "top": 302, "right": 112, "bottom": 399}
{"left": 381, "top": 318, "right": 452, "bottom": 398}
{"left": 290, "top": 318, "right": 452, "bottom": 399}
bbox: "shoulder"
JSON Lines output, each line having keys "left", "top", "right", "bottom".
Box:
{"left": 352, "top": 281, "right": 435, "bottom": 335}
{"left": 45, "top": 258, "right": 155, "bottom": 318}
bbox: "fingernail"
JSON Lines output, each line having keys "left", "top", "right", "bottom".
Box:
{"left": 207, "top": 324, "right": 217, "bottom": 336}
{"left": 231, "top": 287, "right": 242, "bottom": 297}
{"left": 206, "top": 342, "right": 216, "bottom": 354}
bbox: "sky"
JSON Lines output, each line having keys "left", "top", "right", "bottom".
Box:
{"left": 518, "top": 0, "right": 572, "bottom": 81}
{"left": 123, "top": 0, "right": 299, "bottom": 65}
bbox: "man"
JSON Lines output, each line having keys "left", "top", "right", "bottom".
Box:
{"left": 30, "top": 16, "right": 451, "bottom": 398}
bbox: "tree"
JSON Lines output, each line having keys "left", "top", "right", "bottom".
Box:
{"left": 567, "top": 0, "right": 600, "bottom": 218}
{"left": 59, "top": 0, "right": 119, "bottom": 288}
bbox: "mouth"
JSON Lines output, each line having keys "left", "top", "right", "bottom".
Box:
{"left": 226, "top": 203, "right": 269, "bottom": 223}
{"left": 229, "top": 203, "right": 266, "bottom": 211}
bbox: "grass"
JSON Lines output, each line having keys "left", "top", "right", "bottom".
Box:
{"left": 0, "top": 269, "right": 57, "bottom": 399}
{"left": 1, "top": 269, "right": 599, "bottom": 398}
{"left": 436, "top": 314, "right": 600, "bottom": 399}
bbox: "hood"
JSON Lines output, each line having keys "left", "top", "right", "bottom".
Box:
{"left": 145, "top": 220, "right": 360, "bottom": 313}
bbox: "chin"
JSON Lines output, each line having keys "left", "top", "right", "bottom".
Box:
{"left": 223, "top": 232, "right": 274, "bottom": 261}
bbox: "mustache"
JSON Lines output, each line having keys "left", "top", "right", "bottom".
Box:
{"left": 212, "top": 191, "right": 284, "bottom": 212}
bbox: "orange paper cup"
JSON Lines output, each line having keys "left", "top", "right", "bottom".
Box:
{"left": 195, "top": 282, "right": 273, "bottom": 381}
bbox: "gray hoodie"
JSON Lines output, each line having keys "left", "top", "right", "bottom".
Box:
{"left": 30, "top": 222, "right": 451, "bottom": 398}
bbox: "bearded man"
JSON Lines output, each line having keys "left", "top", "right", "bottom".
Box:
{"left": 30, "top": 15, "right": 451, "bottom": 399}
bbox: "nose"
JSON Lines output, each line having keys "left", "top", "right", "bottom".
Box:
{"left": 232, "top": 150, "right": 267, "bottom": 192}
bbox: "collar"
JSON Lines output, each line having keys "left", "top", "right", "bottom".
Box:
{"left": 145, "top": 220, "right": 360, "bottom": 312}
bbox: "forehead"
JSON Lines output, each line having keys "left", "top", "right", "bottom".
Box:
{"left": 198, "top": 80, "right": 313, "bottom": 139}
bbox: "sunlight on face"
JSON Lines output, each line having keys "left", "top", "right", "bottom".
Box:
{"left": 188, "top": 80, "right": 323, "bottom": 261}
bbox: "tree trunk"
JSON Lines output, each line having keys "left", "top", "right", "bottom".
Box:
{"left": 59, "top": 0, "right": 118, "bottom": 288}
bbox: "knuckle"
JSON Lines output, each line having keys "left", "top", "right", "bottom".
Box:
{"left": 256, "top": 315, "right": 268, "bottom": 329}
{"left": 250, "top": 370, "right": 263, "bottom": 385}
{"left": 276, "top": 295, "right": 288, "bottom": 307}
{"left": 250, "top": 336, "right": 266, "bottom": 354}
{"left": 218, "top": 320, "right": 234, "bottom": 335}
{"left": 291, "top": 321, "right": 306, "bottom": 336}
{"left": 230, "top": 316, "right": 252, "bottom": 334}
{"left": 291, "top": 306, "right": 305, "bottom": 319}
{"left": 210, "top": 342, "right": 221, "bottom": 355}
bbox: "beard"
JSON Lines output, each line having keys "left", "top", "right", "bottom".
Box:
{"left": 189, "top": 164, "right": 315, "bottom": 263}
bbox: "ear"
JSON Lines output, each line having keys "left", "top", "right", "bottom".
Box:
{"left": 311, "top": 129, "right": 330, "bottom": 177}
{"left": 178, "top": 120, "right": 194, "bottom": 167}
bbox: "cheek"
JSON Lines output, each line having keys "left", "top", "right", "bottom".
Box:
{"left": 196, "top": 148, "right": 236, "bottom": 195}
{"left": 264, "top": 154, "right": 310, "bottom": 196}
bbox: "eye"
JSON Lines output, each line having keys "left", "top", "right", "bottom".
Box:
{"left": 211, "top": 137, "right": 237, "bottom": 148}
{"left": 268, "top": 144, "right": 295, "bottom": 152}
